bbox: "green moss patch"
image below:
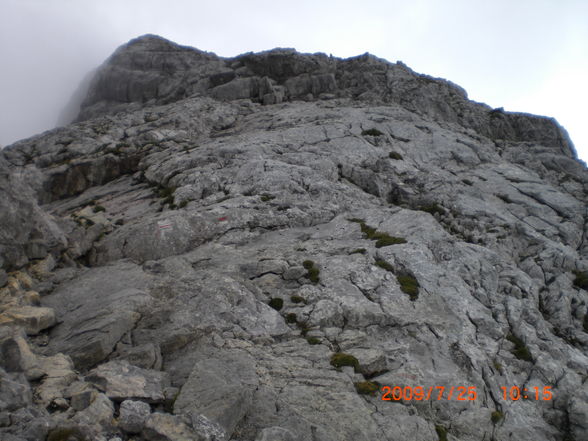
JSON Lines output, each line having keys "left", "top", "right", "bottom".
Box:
{"left": 361, "top": 128, "right": 384, "bottom": 137}
{"left": 491, "top": 410, "right": 503, "bottom": 424}
{"left": 307, "top": 337, "right": 321, "bottom": 345}
{"left": 354, "top": 381, "right": 380, "bottom": 395}
{"left": 397, "top": 274, "right": 419, "bottom": 301}
{"left": 375, "top": 260, "right": 394, "bottom": 272}
{"left": 418, "top": 203, "right": 445, "bottom": 216}
{"left": 290, "top": 295, "right": 306, "bottom": 304}
{"left": 374, "top": 235, "right": 407, "bottom": 248}
{"left": 268, "top": 298, "right": 283, "bottom": 311}
{"left": 303, "top": 260, "right": 320, "bottom": 284}
{"left": 435, "top": 425, "right": 448, "bottom": 441}
{"left": 260, "top": 193, "right": 275, "bottom": 202}
{"left": 573, "top": 270, "right": 588, "bottom": 290}
{"left": 92, "top": 205, "right": 106, "bottom": 213}
{"left": 285, "top": 313, "right": 297, "bottom": 323}
{"left": 349, "top": 219, "right": 406, "bottom": 248}
{"left": 330, "top": 352, "right": 360, "bottom": 372}
{"left": 388, "top": 151, "right": 403, "bottom": 160}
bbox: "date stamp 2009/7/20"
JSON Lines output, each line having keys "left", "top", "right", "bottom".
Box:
{"left": 381, "top": 385, "right": 553, "bottom": 402}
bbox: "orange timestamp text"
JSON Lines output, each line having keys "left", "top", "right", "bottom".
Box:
{"left": 381, "top": 385, "right": 478, "bottom": 401}
{"left": 500, "top": 386, "right": 552, "bottom": 401}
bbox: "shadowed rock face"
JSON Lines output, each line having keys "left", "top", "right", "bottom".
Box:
{"left": 0, "top": 34, "right": 587, "bottom": 441}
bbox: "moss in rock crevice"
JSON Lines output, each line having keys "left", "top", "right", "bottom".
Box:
{"left": 397, "top": 274, "right": 419, "bottom": 301}
{"left": 361, "top": 128, "right": 384, "bottom": 137}
{"left": 347, "top": 219, "right": 406, "bottom": 248}
{"left": 303, "top": 260, "right": 320, "bottom": 284}
{"left": 268, "top": 298, "right": 283, "bottom": 311}
{"left": 354, "top": 381, "right": 380, "bottom": 395}
{"left": 491, "top": 410, "right": 503, "bottom": 424}
{"left": 435, "top": 425, "right": 448, "bottom": 441}
{"left": 330, "top": 352, "right": 360, "bottom": 372}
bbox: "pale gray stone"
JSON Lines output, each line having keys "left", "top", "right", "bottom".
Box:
{"left": 119, "top": 399, "right": 151, "bottom": 434}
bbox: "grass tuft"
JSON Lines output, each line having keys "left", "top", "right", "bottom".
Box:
{"left": 506, "top": 333, "right": 533, "bottom": 362}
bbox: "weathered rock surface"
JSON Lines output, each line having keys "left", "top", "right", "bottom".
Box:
{"left": 86, "top": 360, "right": 170, "bottom": 402}
{"left": 173, "top": 349, "right": 258, "bottom": 436}
{"left": 0, "top": 34, "right": 587, "bottom": 441}
{"left": 42, "top": 261, "right": 152, "bottom": 369}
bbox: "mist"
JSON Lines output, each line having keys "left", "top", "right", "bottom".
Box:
{"left": 1, "top": 0, "right": 586, "bottom": 162}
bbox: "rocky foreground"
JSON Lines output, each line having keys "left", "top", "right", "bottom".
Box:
{"left": 1, "top": 34, "right": 587, "bottom": 441}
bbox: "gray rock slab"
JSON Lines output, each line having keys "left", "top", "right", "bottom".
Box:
{"left": 86, "top": 360, "right": 170, "bottom": 403}
{"left": 43, "top": 261, "right": 152, "bottom": 369}
{"left": 174, "top": 350, "right": 258, "bottom": 437}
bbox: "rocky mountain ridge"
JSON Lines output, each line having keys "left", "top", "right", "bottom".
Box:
{"left": 0, "top": 34, "right": 587, "bottom": 441}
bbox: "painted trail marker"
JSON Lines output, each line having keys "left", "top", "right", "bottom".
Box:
{"left": 157, "top": 219, "right": 173, "bottom": 238}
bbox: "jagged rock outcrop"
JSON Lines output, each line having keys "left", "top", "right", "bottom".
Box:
{"left": 0, "top": 34, "right": 587, "bottom": 441}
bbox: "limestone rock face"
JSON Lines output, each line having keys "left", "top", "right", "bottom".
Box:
{"left": 0, "top": 34, "right": 587, "bottom": 441}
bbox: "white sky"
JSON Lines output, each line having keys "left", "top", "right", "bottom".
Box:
{"left": 1, "top": 0, "right": 587, "bottom": 163}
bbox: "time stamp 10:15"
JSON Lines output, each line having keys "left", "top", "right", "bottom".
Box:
{"left": 380, "top": 385, "right": 553, "bottom": 401}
